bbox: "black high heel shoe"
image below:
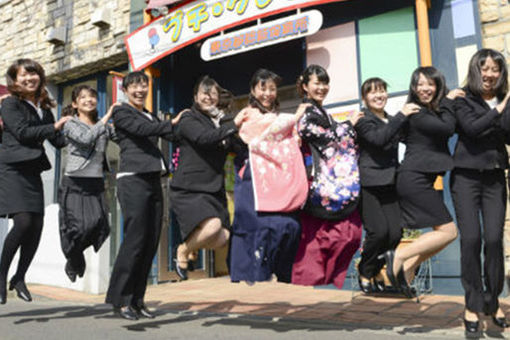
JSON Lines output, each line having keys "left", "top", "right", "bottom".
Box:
{"left": 397, "top": 270, "right": 415, "bottom": 298}
{"left": 357, "top": 275, "right": 373, "bottom": 294}
{"left": 463, "top": 318, "right": 480, "bottom": 336}
{"left": 372, "top": 277, "right": 385, "bottom": 293}
{"left": 491, "top": 315, "right": 509, "bottom": 328}
{"left": 173, "top": 248, "right": 188, "bottom": 281}
{"left": 9, "top": 280, "right": 32, "bottom": 302}
{"left": 377, "top": 250, "right": 399, "bottom": 289}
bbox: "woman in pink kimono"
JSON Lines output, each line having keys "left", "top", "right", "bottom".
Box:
{"left": 229, "top": 69, "right": 309, "bottom": 284}
{"left": 292, "top": 65, "right": 363, "bottom": 288}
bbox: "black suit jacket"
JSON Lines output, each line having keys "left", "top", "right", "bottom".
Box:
{"left": 0, "top": 96, "right": 65, "bottom": 171}
{"left": 399, "top": 98, "right": 456, "bottom": 173}
{"left": 170, "top": 105, "right": 238, "bottom": 193}
{"left": 355, "top": 109, "right": 407, "bottom": 186}
{"left": 453, "top": 88, "right": 510, "bottom": 170}
{"left": 113, "top": 102, "right": 174, "bottom": 173}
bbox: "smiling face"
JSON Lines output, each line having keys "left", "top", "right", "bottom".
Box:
{"left": 15, "top": 66, "right": 41, "bottom": 97}
{"left": 195, "top": 84, "right": 219, "bottom": 112}
{"left": 72, "top": 89, "right": 97, "bottom": 117}
{"left": 124, "top": 81, "right": 148, "bottom": 110}
{"left": 303, "top": 74, "right": 329, "bottom": 105}
{"left": 415, "top": 73, "right": 437, "bottom": 105}
{"left": 251, "top": 79, "right": 277, "bottom": 110}
{"left": 480, "top": 56, "right": 501, "bottom": 97}
{"left": 363, "top": 85, "right": 388, "bottom": 114}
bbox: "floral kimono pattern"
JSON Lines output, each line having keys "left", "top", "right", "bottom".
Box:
{"left": 297, "top": 102, "right": 360, "bottom": 219}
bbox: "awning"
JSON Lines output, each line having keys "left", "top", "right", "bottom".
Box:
{"left": 145, "top": 0, "right": 183, "bottom": 9}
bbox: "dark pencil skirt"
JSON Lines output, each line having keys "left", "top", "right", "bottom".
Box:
{"left": 58, "top": 176, "right": 110, "bottom": 258}
{"left": 396, "top": 170, "right": 452, "bottom": 229}
{"left": 0, "top": 159, "right": 45, "bottom": 217}
{"left": 169, "top": 186, "right": 230, "bottom": 241}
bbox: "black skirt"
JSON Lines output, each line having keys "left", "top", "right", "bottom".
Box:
{"left": 396, "top": 170, "right": 452, "bottom": 229}
{"left": 0, "top": 159, "right": 45, "bottom": 217}
{"left": 169, "top": 187, "right": 230, "bottom": 241}
{"left": 58, "top": 176, "right": 110, "bottom": 258}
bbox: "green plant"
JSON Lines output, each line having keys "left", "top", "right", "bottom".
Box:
{"left": 402, "top": 228, "right": 422, "bottom": 239}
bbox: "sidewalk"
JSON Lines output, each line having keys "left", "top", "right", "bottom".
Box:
{"left": 27, "top": 277, "right": 510, "bottom": 337}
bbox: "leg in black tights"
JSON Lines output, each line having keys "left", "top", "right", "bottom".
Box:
{"left": 0, "top": 212, "right": 44, "bottom": 301}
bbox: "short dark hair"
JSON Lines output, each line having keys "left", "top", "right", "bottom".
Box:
{"left": 249, "top": 68, "right": 282, "bottom": 112}
{"left": 297, "top": 64, "right": 330, "bottom": 98}
{"left": 361, "top": 77, "right": 388, "bottom": 99}
{"left": 407, "top": 66, "right": 447, "bottom": 112}
{"left": 466, "top": 48, "right": 508, "bottom": 100}
{"left": 6, "top": 58, "right": 55, "bottom": 110}
{"left": 122, "top": 71, "right": 149, "bottom": 89}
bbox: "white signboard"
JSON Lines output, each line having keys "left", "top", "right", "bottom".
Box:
{"left": 126, "top": 0, "right": 349, "bottom": 70}
{"left": 200, "top": 10, "right": 322, "bottom": 61}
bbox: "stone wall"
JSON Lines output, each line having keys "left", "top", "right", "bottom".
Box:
{"left": 0, "top": 0, "right": 130, "bottom": 84}
{"left": 479, "top": 0, "right": 510, "bottom": 61}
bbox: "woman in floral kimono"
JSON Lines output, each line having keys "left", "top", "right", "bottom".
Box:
{"left": 229, "top": 69, "right": 309, "bottom": 284}
{"left": 292, "top": 64, "right": 363, "bottom": 288}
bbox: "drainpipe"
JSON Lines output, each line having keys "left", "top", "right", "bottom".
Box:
{"left": 415, "top": 0, "right": 432, "bottom": 67}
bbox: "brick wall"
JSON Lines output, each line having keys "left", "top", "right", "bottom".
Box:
{"left": 0, "top": 0, "right": 130, "bottom": 84}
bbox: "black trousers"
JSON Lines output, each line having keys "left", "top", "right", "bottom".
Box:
{"left": 450, "top": 168, "right": 506, "bottom": 314}
{"left": 358, "top": 185, "right": 402, "bottom": 279}
{"left": 105, "top": 173, "right": 163, "bottom": 308}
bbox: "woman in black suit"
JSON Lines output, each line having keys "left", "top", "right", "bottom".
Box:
{"left": 105, "top": 71, "right": 181, "bottom": 320}
{"left": 379, "top": 66, "right": 463, "bottom": 297}
{"left": 0, "top": 59, "right": 69, "bottom": 304}
{"left": 451, "top": 49, "right": 510, "bottom": 334}
{"left": 170, "top": 76, "right": 246, "bottom": 280}
{"left": 355, "top": 77, "right": 419, "bottom": 293}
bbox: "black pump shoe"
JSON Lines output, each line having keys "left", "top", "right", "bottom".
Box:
{"left": 463, "top": 318, "right": 480, "bottom": 336}
{"left": 357, "top": 275, "right": 373, "bottom": 294}
{"left": 378, "top": 250, "right": 399, "bottom": 289}
{"left": 491, "top": 315, "right": 509, "bottom": 328}
{"left": 372, "top": 278, "right": 385, "bottom": 293}
{"left": 132, "top": 304, "right": 155, "bottom": 319}
{"left": 114, "top": 306, "right": 138, "bottom": 321}
{"left": 397, "top": 270, "right": 415, "bottom": 298}
{"left": 9, "top": 280, "right": 32, "bottom": 302}
{"left": 173, "top": 248, "right": 188, "bottom": 281}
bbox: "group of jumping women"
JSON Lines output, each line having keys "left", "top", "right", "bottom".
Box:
{"left": 0, "top": 48, "right": 508, "bottom": 335}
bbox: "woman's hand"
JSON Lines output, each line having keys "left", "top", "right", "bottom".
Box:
{"left": 171, "top": 109, "right": 188, "bottom": 125}
{"left": 496, "top": 91, "right": 510, "bottom": 114}
{"left": 234, "top": 107, "right": 251, "bottom": 127}
{"left": 294, "top": 103, "right": 311, "bottom": 121}
{"left": 401, "top": 103, "right": 421, "bottom": 116}
{"left": 54, "top": 116, "right": 72, "bottom": 130}
{"left": 349, "top": 111, "right": 364, "bottom": 126}
{"left": 446, "top": 88, "right": 465, "bottom": 100}
{"left": 101, "top": 102, "right": 121, "bottom": 124}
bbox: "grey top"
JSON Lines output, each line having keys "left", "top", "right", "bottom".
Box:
{"left": 63, "top": 117, "right": 117, "bottom": 178}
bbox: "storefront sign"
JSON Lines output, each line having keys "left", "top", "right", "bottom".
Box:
{"left": 200, "top": 10, "right": 322, "bottom": 61}
{"left": 126, "top": 0, "right": 349, "bottom": 70}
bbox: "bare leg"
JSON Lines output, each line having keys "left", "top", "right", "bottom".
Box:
{"left": 177, "top": 217, "right": 227, "bottom": 268}
{"left": 393, "top": 222, "right": 457, "bottom": 278}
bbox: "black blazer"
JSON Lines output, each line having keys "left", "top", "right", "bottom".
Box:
{"left": 453, "top": 88, "right": 510, "bottom": 170}
{"left": 0, "top": 96, "right": 65, "bottom": 171}
{"left": 170, "top": 105, "right": 237, "bottom": 193}
{"left": 113, "top": 102, "right": 174, "bottom": 173}
{"left": 355, "top": 109, "right": 407, "bottom": 186}
{"left": 399, "top": 98, "right": 456, "bottom": 173}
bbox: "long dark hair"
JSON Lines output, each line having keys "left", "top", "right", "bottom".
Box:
{"left": 6, "top": 58, "right": 55, "bottom": 110}
{"left": 249, "top": 68, "right": 281, "bottom": 113}
{"left": 407, "top": 66, "right": 447, "bottom": 112}
{"left": 62, "top": 85, "right": 99, "bottom": 122}
{"left": 296, "top": 64, "right": 330, "bottom": 99}
{"left": 466, "top": 48, "right": 508, "bottom": 100}
{"left": 193, "top": 75, "right": 233, "bottom": 112}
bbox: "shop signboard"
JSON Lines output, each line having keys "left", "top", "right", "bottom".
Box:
{"left": 200, "top": 10, "right": 322, "bottom": 61}
{"left": 126, "top": 0, "right": 349, "bottom": 70}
